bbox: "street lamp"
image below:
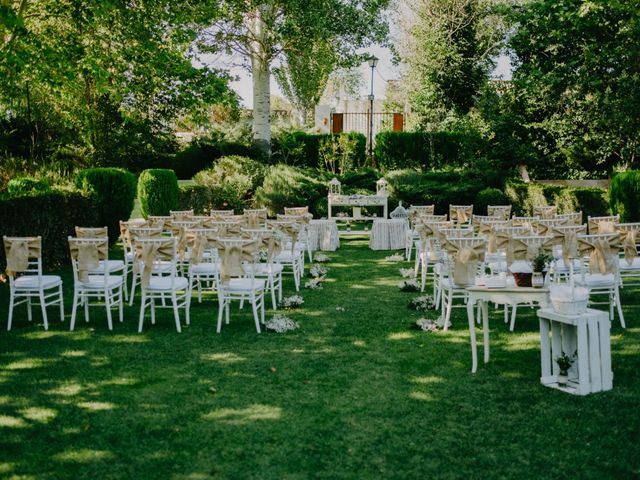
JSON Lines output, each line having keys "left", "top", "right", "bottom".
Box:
{"left": 367, "top": 55, "right": 378, "bottom": 159}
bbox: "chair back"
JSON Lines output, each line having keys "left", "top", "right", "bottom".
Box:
{"left": 75, "top": 226, "right": 108, "bottom": 238}
{"left": 210, "top": 209, "right": 236, "bottom": 218}
{"left": 68, "top": 237, "right": 109, "bottom": 282}
{"left": 511, "top": 216, "right": 539, "bottom": 229}
{"left": 170, "top": 209, "right": 194, "bottom": 220}
{"left": 129, "top": 226, "right": 163, "bottom": 241}
{"left": 215, "top": 237, "right": 262, "bottom": 284}
{"left": 185, "top": 228, "right": 221, "bottom": 264}
{"left": 134, "top": 237, "right": 179, "bottom": 287}
{"left": 487, "top": 205, "right": 511, "bottom": 220}
{"left": 147, "top": 216, "right": 172, "bottom": 229}
{"left": 3, "top": 236, "right": 42, "bottom": 278}
{"left": 284, "top": 206, "right": 310, "bottom": 216}
{"left": 201, "top": 219, "right": 242, "bottom": 236}
{"left": 409, "top": 205, "right": 435, "bottom": 215}
{"left": 577, "top": 233, "right": 621, "bottom": 275}
{"left": 473, "top": 215, "right": 508, "bottom": 230}
{"left": 533, "top": 217, "right": 569, "bottom": 235}
{"left": 449, "top": 205, "right": 473, "bottom": 225}
{"left": 588, "top": 215, "right": 620, "bottom": 234}
{"left": 555, "top": 211, "right": 582, "bottom": 225}
{"left": 439, "top": 227, "right": 473, "bottom": 239}
{"left": 533, "top": 205, "right": 557, "bottom": 218}
{"left": 441, "top": 237, "right": 486, "bottom": 287}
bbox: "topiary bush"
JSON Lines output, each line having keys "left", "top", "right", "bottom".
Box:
{"left": 610, "top": 171, "right": 640, "bottom": 222}
{"left": 74, "top": 168, "right": 137, "bottom": 242}
{"left": 7, "top": 177, "right": 51, "bottom": 196}
{"left": 137, "top": 169, "right": 180, "bottom": 218}
{"left": 474, "top": 188, "right": 509, "bottom": 215}
{"left": 0, "top": 189, "right": 100, "bottom": 269}
{"left": 254, "top": 164, "right": 327, "bottom": 217}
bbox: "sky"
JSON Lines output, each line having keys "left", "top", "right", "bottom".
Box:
{"left": 219, "top": 46, "right": 512, "bottom": 109}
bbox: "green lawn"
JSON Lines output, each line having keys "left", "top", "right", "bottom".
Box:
{"left": 1, "top": 237, "right": 639, "bottom": 479}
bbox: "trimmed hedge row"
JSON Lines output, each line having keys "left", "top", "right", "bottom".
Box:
{"left": 272, "top": 132, "right": 367, "bottom": 170}
{"left": 0, "top": 190, "right": 100, "bottom": 269}
{"left": 610, "top": 170, "right": 640, "bottom": 222}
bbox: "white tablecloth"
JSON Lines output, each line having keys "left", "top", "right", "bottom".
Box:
{"left": 307, "top": 220, "right": 340, "bottom": 251}
{"left": 369, "top": 219, "right": 408, "bottom": 250}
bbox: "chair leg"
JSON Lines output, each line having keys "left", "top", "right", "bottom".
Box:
{"left": 510, "top": 304, "right": 518, "bottom": 331}
{"left": 58, "top": 284, "right": 64, "bottom": 322}
{"left": 615, "top": 287, "right": 625, "bottom": 328}
{"left": 444, "top": 294, "right": 453, "bottom": 331}
{"left": 293, "top": 263, "right": 300, "bottom": 291}
{"left": 420, "top": 259, "right": 427, "bottom": 292}
{"left": 39, "top": 290, "right": 49, "bottom": 331}
{"left": 27, "top": 297, "right": 32, "bottom": 322}
{"left": 138, "top": 292, "right": 147, "bottom": 333}
{"left": 118, "top": 287, "right": 124, "bottom": 323}
{"left": 84, "top": 296, "right": 90, "bottom": 322}
{"left": 217, "top": 298, "right": 225, "bottom": 333}
{"left": 7, "top": 291, "right": 15, "bottom": 331}
{"left": 172, "top": 293, "right": 181, "bottom": 333}
{"left": 251, "top": 294, "right": 261, "bottom": 333}
{"left": 185, "top": 290, "right": 191, "bottom": 326}
{"left": 70, "top": 291, "right": 79, "bottom": 331}
{"left": 105, "top": 290, "right": 113, "bottom": 331}
{"left": 129, "top": 274, "right": 138, "bottom": 306}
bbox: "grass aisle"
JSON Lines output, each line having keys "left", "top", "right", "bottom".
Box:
{"left": 0, "top": 237, "right": 639, "bottom": 479}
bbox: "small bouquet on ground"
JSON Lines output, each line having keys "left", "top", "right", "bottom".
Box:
{"left": 265, "top": 314, "right": 299, "bottom": 333}
{"left": 313, "top": 253, "right": 331, "bottom": 263}
{"left": 309, "top": 264, "right": 328, "bottom": 278}
{"left": 280, "top": 295, "right": 304, "bottom": 309}
{"left": 414, "top": 318, "right": 440, "bottom": 332}
{"left": 399, "top": 268, "right": 415, "bottom": 279}
{"left": 385, "top": 254, "right": 405, "bottom": 262}
{"left": 398, "top": 279, "right": 420, "bottom": 292}
{"left": 305, "top": 277, "right": 324, "bottom": 290}
{"left": 409, "top": 294, "right": 437, "bottom": 312}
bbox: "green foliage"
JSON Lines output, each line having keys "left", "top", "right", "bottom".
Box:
{"left": 137, "top": 169, "right": 180, "bottom": 218}
{"left": 74, "top": 168, "right": 137, "bottom": 242}
{"left": 272, "top": 132, "right": 366, "bottom": 170}
{"left": 7, "top": 177, "right": 50, "bottom": 196}
{"left": 610, "top": 171, "right": 640, "bottom": 222}
{"left": 254, "top": 164, "right": 327, "bottom": 217}
{"left": 179, "top": 185, "right": 236, "bottom": 214}
{"left": 339, "top": 168, "right": 382, "bottom": 194}
{"left": 475, "top": 188, "right": 509, "bottom": 215}
{"left": 171, "top": 139, "right": 261, "bottom": 179}
{"left": 374, "top": 132, "right": 427, "bottom": 170}
{"left": 319, "top": 133, "right": 366, "bottom": 174}
{"left": 505, "top": 181, "right": 608, "bottom": 219}
{"left": 0, "top": 189, "right": 99, "bottom": 269}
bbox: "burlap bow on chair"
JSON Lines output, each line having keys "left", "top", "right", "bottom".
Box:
{"left": 452, "top": 207, "right": 471, "bottom": 225}
{"left": 135, "top": 241, "right": 175, "bottom": 287}
{"left": 261, "top": 234, "right": 282, "bottom": 263}
{"left": 487, "top": 206, "right": 510, "bottom": 220}
{"left": 597, "top": 220, "right": 616, "bottom": 234}
{"left": 549, "top": 227, "right": 581, "bottom": 266}
{"left": 75, "top": 243, "right": 101, "bottom": 282}
{"left": 414, "top": 223, "right": 442, "bottom": 260}
{"left": 5, "top": 239, "right": 35, "bottom": 277}
{"left": 217, "top": 239, "right": 261, "bottom": 283}
{"left": 187, "top": 230, "right": 220, "bottom": 265}
{"left": 621, "top": 230, "right": 638, "bottom": 266}
{"left": 533, "top": 205, "right": 557, "bottom": 219}
{"left": 442, "top": 240, "right": 485, "bottom": 286}
{"left": 270, "top": 222, "right": 300, "bottom": 255}
{"left": 578, "top": 235, "right": 619, "bottom": 274}
{"left": 243, "top": 212, "right": 262, "bottom": 229}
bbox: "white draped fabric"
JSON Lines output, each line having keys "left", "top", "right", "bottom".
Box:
{"left": 369, "top": 219, "right": 408, "bottom": 250}
{"left": 307, "top": 220, "right": 340, "bottom": 251}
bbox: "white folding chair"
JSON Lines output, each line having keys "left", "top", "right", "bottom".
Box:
{"left": 487, "top": 205, "right": 511, "bottom": 220}
{"left": 127, "top": 226, "right": 165, "bottom": 305}
{"left": 136, "top": 237, "right": 191, "bottom": 333}
{"left": 588, "top": 215, "right": 620, "bottom": 234}
{"left": 3, "top": 236, "right": 64, "bottom": 331}
{"left": 616, "top": 223, "right": 640, "bottom": 287}
{"left": 186, "top": 228, "right": 221, "bottom": 303}
{"left": 268, "top": 220, "right": 304, "bottom": 291}
{"left": 241, "top": 228, "right": 284, "bottom": 309}
{"left": 69, "top": 237, "right": 124, "bottom": 331}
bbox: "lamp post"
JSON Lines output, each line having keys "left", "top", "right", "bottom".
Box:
{"left": 367, "top": 55, "right": 378, "bottom": 159}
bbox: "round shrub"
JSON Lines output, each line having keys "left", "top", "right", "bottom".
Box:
{"left": 474, "top": 187, "right": 509, "bottom": 215}
{"left": 610, "top": 171, "right": 640, "bottom": 222}
{"left": 137, "top": 169, "right": 180, "bottom": 218}
{"left": 74, "top": 168, "right": 137, "bottom": 241}
{"left": 7, "top": 177, "right": 51, "bottom": 196}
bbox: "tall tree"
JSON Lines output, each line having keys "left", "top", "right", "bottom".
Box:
{"left": 510, "top": 0, "right": 640, "bottom": 173}
{"left": 199, "top": 0, "right": 389, "bottom": 152}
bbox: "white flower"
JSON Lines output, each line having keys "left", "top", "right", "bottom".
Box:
{"left": 280, "top": 295, "right": 304, "bottom": 309}
{"left": 309, "top": 264, "right": 328, "bottom": 278}
{"left": 385, "top": 254, "right": 405, "bottom": 262}
{"left": 409, "top": 294, "right": 437, "bottom": 312}
{"left": 335, "top": 306, "right": 345, "bottom": 312}
{"left": 265, "top": 314, "right": 299, "bottom": 333}
{"left": 416, "top": 318, "right": 439, "bottom": 332}
{"left": 399, "top": 268, "right": 415, "bottom": 278}
{"left": 313, "top": 253, "right": 331, "bottom": 263}
{"left": 398, "top": 279, "right": 420, "bottom": 292}
{"left": 305, "top": 278, "right": 324, "bottom": 290}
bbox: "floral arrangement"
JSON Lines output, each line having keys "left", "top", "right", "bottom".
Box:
{"left": 385, "top": 254, "right": 405, "bottom": 262}
{"left": 335, "top": 306, "right": 345, "bottom": 312}
{"left": 399, "top": 268, "right": 415, "bottom": 279}
{"left": 313, "top": 253, "right": 331, "bottom": 263}
{"left": 305, "top": 277, "right": 324, "bottom": 290}
{"left": 555, "top": 350, "right": 577, "bottom": 374}
{"left": 265, "top": 314, "right": 300, "bottom": 333}
{"left": 280, "top": 295, "right": 304, "bottom": 309}
{"left": 398, "top": 279, "right": 420, "bottom": 292}
{"left": 409, "top": 294, "right": 437, "bottom": 312}
{"left": 415, "top": 318, "right": 440, "bottom": 332}
{"left": 309, "top": 264, "right": 329, "bottom": 278}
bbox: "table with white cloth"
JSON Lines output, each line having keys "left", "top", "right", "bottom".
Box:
{"left": 307, "top": 219, "right": 340, "bottom": 251}
{"left": 369, "top": 219, "right": 409, "bottom": 250}
{"left": 466, "top": 285, "right": 550, "bottom": 373}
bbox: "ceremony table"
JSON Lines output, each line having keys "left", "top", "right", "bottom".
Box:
{"left": 466, "top": 285, "right": 550, "bottom": 373}
{"left": 369, "top": 219, "right": 408, "bottom": 250}
{"left": 307, "top": 219, "right": 340, "bottom": 251}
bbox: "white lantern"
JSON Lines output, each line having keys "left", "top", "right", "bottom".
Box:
{"left": 376, "top": 178, "right": 389, "bottom": 196}
{"left": 329, "top": 177, "right": 342, "bottom": 196}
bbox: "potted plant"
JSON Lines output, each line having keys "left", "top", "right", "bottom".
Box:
{"left": 555, "top": 350, "right": 576, "bottom": 387}
{"left": 531, "top": 248, "right": 553, "bottom": 288}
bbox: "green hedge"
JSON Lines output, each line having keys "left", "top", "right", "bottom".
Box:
{"left": 610, "top": 171, "right": 640, "bottom": 222}
{"left": 7, "top": 177, "right": 51, "bottom": 195}
{"left": 272, "top": 132, "right": 366, "bottom": 170}
{"left": 171, "top": 140, "right": 261, "bottom": 179}
{"left": 254, "top": 164, "right": 328, "bottom": 217}
{"left": 0, "top": 189, "right": 100, "bottom": 269}
{"left": 374, "top": 131, "right": 487, "bottom": 171}
{"left": 74, "top": 168, "right": 137, "bottom": 243}
{"left": 137, "top": 169, "right": 180, "bottom": 218}
{"left": 505, "top": 181, "right": 608, "bottom": 220}
{"left": 474, "top": 188, "right": 510, "bottom": 215}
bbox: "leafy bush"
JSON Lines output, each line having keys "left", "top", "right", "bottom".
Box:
{"left": 171, "top": 139, "right": 261, "bottom": 179}
{"left": 339, "top": 168, "right": 382, "bottom": 194}
{"left": 74, "top": 168, "right": 137, "bottom": 242}
{"left": 474, "top": 188, "right": 509, "bottom": 215}
{"left": 137, "top": 169, "right": 180, "bottom": 218}
{"left": 319, "top": 133, "right": 367, "bottom": 174}
{"left": 254, "top": 164, "right": 327, "bottom": 217}
{"left": 7, "top": 177, "right": 51, "bottom": 195}
{"left": 179, "top": 185, "right": 237, "bottom": 214}
{"left": 272, "top": 132, "right": 366, "bottom": 169}
{"left": 374, "top": 132, "right": 427, "bottom": 170}
{"left": 0, "top": 189, "right": 100, "bottom": 269}
{"left": 610, "top": 171, "right": 640, "bottom": 222}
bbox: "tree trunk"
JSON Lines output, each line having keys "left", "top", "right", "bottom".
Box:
{"left": 249, "top": 5, "right": 271, "bottom": 155}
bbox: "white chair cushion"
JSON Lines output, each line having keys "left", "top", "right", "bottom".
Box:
{"left": 222, "top": 278, "right": 266, "bottom": 292}
{"left": 89, "top": 260, "right": 125, "bottom": 273}
{"left": 145, "top": 276, "right": 189, "bottom": 291}
{"left": 252, "top": 264, "right": 284, "bottom": 275}
{"left": 14, "top": 275, "right": 62, "bottom": 290}
{"left": 619, "top": 258, "right": 640, "bottom": 270}
{"left": 577, "top": 273, "right": 616, "bottom": 288}
{"left": 78, "top": 275, "right": 123, "bottom": 289}
{"left": 191, "top": 263, "right": 219, "bottom": 275}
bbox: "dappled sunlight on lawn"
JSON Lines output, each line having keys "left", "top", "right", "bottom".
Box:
{"left": 77, "top": 401, "right": 116, "bottom": 411}
{"left": 21, "top": 330, "right": 91, "bottom": 341}
{"left": 0, "top": 415, "right": 28, "bottom": 428}
{"left": 203, "top": 404, "right": 282, "bottom": 425}
{"left": 410, "top": 375, "right": 445, "bottom": 385}
{"left": 46, "top": 382, "right": 84, "bottom": 397}
{"left": 52, "top": 448, "right": 115, "bottom": 463}
{"left": 409, "top": 391, "right": 435, "bottom": 402}
{"left": 352, "top": 339, "right": 366, "bottom": 347}
{"left": 19, "top": 407, "right": 57, "bottom": 424}
{"left": 200, "top": 352, "right": 246, "bottom": 364}
{"left": 102, "top": 334, "right": 151, "bottom": 344}
{"left": 4, "top": 357, "right": 54, "bottom": 370}
{"left": 387, "top": 331, "right": 416, "bottom": 341}
{"left": 60, "top": 350, "right": 87, "bottom": 358}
